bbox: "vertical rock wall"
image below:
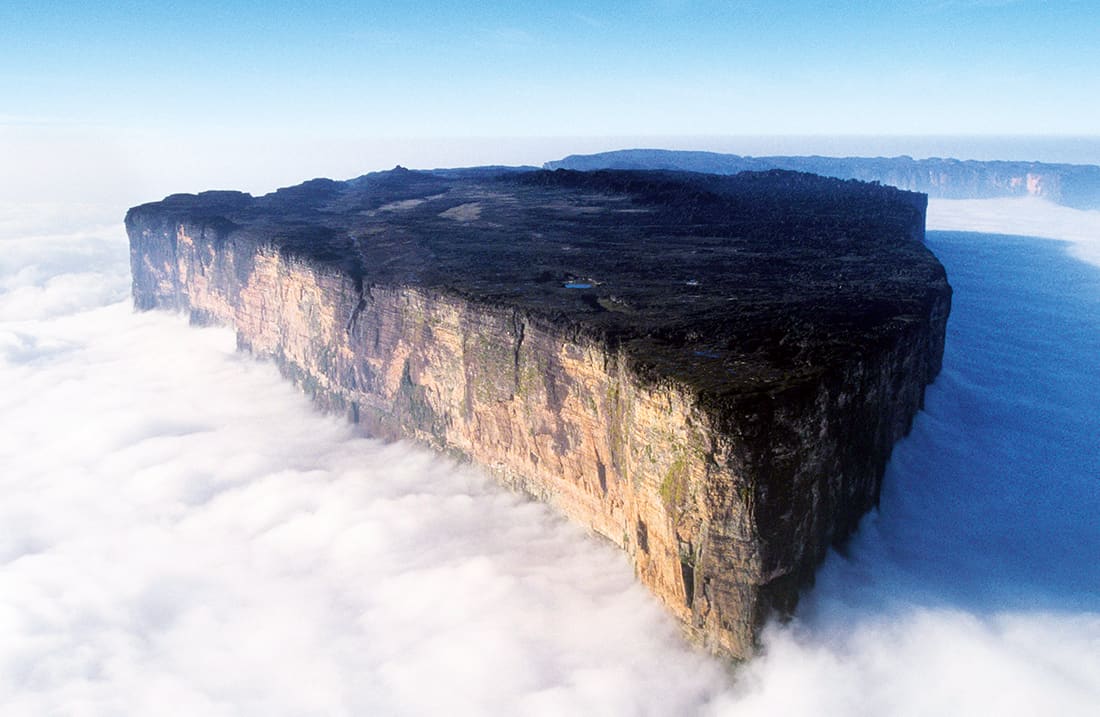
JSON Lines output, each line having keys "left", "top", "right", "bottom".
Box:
{"left": 128, "top": 214, "right": 948, "bottom": 659}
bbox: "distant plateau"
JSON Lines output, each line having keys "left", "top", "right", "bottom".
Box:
{"left": 546, "top": 149, "right": 1100, "bottom": 209}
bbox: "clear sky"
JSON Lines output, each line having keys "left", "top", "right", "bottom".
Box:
{"left": 3, "top": 0, "right": 1098, "bottom": 137}
{"left": 3, "top": 0, "right": 1100, "bottom": 203}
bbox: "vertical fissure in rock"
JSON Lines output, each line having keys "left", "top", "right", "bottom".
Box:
{"left": 680, "top": 559, "right": 696, "bottom": 608}
{"left": 512, "top": 311, "right": 525, "bottom": 394}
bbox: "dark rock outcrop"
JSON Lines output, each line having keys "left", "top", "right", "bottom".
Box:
{"left": 126, "top": 167, "right": 951, "bottom": 659}
{"left": 546, "top": 149, "right": 1100, "bottom": 209}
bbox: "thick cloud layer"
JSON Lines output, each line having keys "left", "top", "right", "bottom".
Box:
{"left": 2, "top": 198, "right": 1098, "bottom": 715}
{"left": 0, "top": 211, "right": 730, "bottom": 714}
{"left": 929, "top": 196, "right": 1100, "bottom": 268}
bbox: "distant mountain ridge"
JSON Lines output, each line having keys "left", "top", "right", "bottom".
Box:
{"left": 545, "top": 149, "right": 1100, "bottom": 209}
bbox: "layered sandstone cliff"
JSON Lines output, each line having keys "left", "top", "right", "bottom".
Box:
{"left": 127, "top": 168, "right": 951, "bottom": 659}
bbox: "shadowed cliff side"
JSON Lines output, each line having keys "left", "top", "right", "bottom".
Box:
{"left": 126, "top": 167, "right": 951, "bottom": 659}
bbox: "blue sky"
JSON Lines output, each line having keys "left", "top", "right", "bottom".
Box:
{"left": 3, "top": 0, "right": 1098, "bottom": 136}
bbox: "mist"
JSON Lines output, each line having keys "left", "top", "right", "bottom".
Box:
{"left": 2, "top": 191, "right": 1098, "bottom": 714}
{"left": 0, "top": 209, "right": 731, "bottom": 714}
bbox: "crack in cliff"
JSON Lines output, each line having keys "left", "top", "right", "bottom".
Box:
{"left": 346, "top": 296, "right": 367, "bottom": 335}
{"left": 512, "top": 310, "right": 525, "bottom": 396}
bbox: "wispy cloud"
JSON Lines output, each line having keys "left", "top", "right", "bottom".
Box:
{"left": 475, "top": 26, "right": 539, "bottom": 51}
{"left": 570, "top": 11, "right": 606, "bottom": 29}
{"left": 339, "top": 28, "right": 409, "bottom": 48}
{"left": 931, "top": 0, "right": 1029, "bottom": 9}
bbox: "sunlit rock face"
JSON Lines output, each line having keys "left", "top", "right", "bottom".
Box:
{"left": 126, "top": 167, "right": 950, "bottom": 659}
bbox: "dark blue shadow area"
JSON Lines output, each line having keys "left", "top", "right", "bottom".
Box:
{"left": 808, "top": 232, "right": 1100, "bottom": 617}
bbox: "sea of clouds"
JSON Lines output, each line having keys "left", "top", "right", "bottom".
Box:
{"left": 928, "top": 196, "right": 1100, "bottom": 269}
{"left": 1, "top": 196, "right": 1098, "bottom": 715}
{"left": 0, "top": 207, "right": 730, "bottom": 714}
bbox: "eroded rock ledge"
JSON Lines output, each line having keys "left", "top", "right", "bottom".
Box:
{"left": 126, "top": 167, "right": 951, "bottom": 659}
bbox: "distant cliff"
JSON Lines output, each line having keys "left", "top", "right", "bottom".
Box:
{"left": 126, "top": 167, "right": 951, "bottom": 660}
{"left": 545, "top": 149, "right": 1100, "bottom": 209}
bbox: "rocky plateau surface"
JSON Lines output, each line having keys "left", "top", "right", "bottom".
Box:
{"left": 127, "top": 167, "right": 951, "bottom": 659}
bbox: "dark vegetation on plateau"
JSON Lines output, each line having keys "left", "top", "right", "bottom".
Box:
{"left": 129, "top": 167, "right": 947, "bottom": 402}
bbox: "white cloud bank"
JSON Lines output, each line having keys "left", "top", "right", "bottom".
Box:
{"left": 0, "top": 211, "right": 729, "bottom": 715}
{"left": 2, "top": 199, "right": 1098, "bottom": 715}
{"left": 929, "top": 196, "right": 1100, "bottom": 268}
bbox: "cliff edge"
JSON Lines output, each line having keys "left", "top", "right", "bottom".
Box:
{"left": 126, "top": 167, "right": 951, "bottom": 659}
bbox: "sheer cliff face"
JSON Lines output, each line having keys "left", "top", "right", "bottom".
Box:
{"left": 127, "top": 169, "right": 950, "bottom": 659}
